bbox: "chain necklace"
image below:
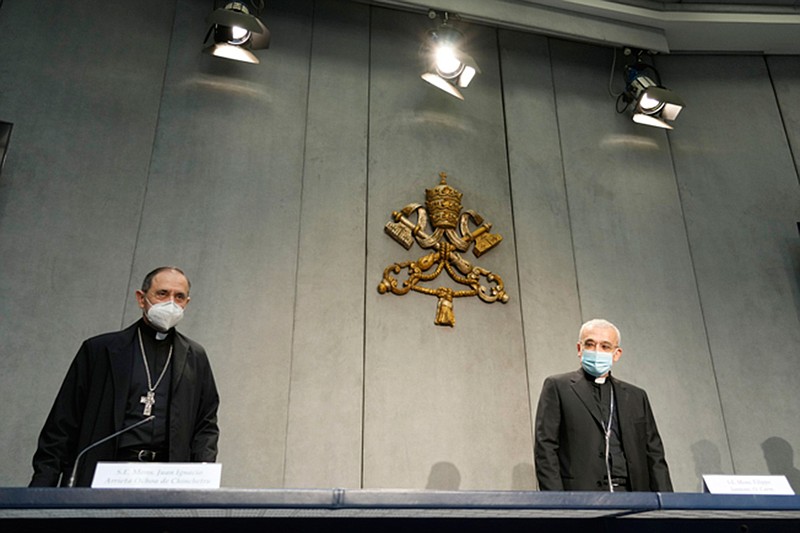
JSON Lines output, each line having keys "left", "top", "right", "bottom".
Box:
{"left": 137, "top": 327, "right": 173, "bottom": 416}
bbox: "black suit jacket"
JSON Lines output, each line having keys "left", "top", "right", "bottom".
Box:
{"left": 30, "top": 320, "right": 220, "bottom": 487}
{"left": 534, "top": 369, "right": 672, "bottom": 491}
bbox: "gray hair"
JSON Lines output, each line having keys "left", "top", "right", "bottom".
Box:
{"left": 579, "top": 318, "right": 621, "bottom": 345}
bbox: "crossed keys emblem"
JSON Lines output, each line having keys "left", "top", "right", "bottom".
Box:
{"left": 377, "top": 172, "right": 509, "bottom": 326}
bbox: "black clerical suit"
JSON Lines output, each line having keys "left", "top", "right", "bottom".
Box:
{"left": 30, "top": 320, "right": 219, "bottom": 487}
{"left": 534, "top": 369, "right": 672, "bottom": 492}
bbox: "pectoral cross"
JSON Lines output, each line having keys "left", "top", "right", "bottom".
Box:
{"left": 140, "top": 391, "right": 156, "bottom": 416}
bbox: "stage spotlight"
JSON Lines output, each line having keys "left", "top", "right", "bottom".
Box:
{"left": 421, "top": 12, "right": 480, "bottom": 100}
{"left": 617, "top": 50, "right": 684, "bottom": 130}
{"left": 203, "top": 1, "right": 270, "bottom": 64}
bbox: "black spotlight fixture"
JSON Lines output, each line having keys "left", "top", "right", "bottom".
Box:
{"left": 203, "top": 1, "right": 270, "bottom": 64}
{"left": 420, "top": 11, "right": 480, "bottom": 100}
{"left": 617, "top": 49, "right": 684, "bottom": 130}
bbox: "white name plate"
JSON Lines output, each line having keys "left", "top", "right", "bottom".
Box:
{"left": 703, "top": 475, "right": 794, "bottom": 495}
{"left": 91, "top": 462, "right": 221, "bottom": 489}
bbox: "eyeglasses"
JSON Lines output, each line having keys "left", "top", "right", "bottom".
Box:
{"left": 149, "top": 289, "right": 189, "bottom": 304}
{"left": 582, "top": 340, "right": 617, "bottom": 352}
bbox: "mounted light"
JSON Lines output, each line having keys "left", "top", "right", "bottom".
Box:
{"left": 421, "top": 12, "right": 480, "bottom": 100}
{"left": 203, "top": 1, "right": 270, "bottom": 64}
{"left": 617, "top": 50, "right": 684, "bottom": 130}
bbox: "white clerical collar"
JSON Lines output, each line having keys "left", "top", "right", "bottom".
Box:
{"left": 594, "top": 376, "right": 607, "bottom": 384}
{"left": 141, "top": 319, "right": 170, "bottom": 341}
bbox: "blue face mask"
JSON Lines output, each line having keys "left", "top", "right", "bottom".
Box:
{"left": 581, "top": 350, "right": 614, "bottom": 377}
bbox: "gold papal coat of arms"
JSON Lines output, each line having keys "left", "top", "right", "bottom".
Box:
{"left": 378, "top": 172, "right": 509, "bottom": 326}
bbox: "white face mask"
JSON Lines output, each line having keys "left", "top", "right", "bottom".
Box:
{"left": 144, "top": 297, "right": 184, "bottom": 331}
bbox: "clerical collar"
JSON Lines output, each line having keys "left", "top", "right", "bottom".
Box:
{"left": 139, "top": 319, "right": 172, "bottom": 341}
{"left": 583, "top": 369, "right": 610, "bottom": 385}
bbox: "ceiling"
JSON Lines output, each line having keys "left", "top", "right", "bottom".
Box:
{"left": 353, "top": 0, "right": 800, "bottom": 54}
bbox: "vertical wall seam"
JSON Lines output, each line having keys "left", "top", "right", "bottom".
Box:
{"left": 282, "top": 0, "right": 317, "bottom": 487}
{"left": 552, "top": 43, "right": 582, "bottom": 322}
{"left": 495, "top": 28, "right": 536, "bottom": 470}
{"left": 764, "top": 56, "right": 800, "bottom": 186}
{"left": 123, "top": 0, "right": 179, "bottom": 327}
{"left": 360, "top": 4, "right": 373, "bottom": 490}
{"left": 662, "top": 57, "right": 735, "bottom": 473}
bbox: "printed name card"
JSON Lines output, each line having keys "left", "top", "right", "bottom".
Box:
{"left": 91, "top": 462, "right": 221, "bottom": 489}
{"left": 702, "top": 475, "right": 794, "bottom": 495}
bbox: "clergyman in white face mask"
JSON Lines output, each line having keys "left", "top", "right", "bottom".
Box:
{"left": 137, "top": 269, "right": 190, "bottom": 334}
{"left": 30, "top": 266, "right": 220, "bottom": 487}
{"left": 533, "top": 318, "right": 672, "bottom": 493}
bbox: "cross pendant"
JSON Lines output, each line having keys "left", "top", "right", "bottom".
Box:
{"left": 140, "top": 390, "right": 156, "bottom": 416}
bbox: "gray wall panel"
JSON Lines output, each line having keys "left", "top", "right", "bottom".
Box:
{"left": 0, "top": 0, "right": 172, "bottom": 487}
{"left": 123, "top": 0, "right": 314, "bottom": 488}
{"left": 364, "top": 8, "right": 530, "bottom": 490}
{"left": 550, "top": 41, "right": 731, "bottom": 491}
{"left": 0, "top": 0, "right": 798, "bottom": 492}
{"left": 283, "top": 0, "right": 370, "bottom": 489}
{"left": 498, "top": 31, "right": 583, "bottom": 488}
{"left": 660, "top": 55, "right": 800, "bottom": 480}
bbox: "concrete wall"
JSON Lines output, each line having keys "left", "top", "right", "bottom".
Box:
{"left": 0, "top": 0, "right": 797, "bottom": 492}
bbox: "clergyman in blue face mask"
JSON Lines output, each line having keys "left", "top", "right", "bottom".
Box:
{"left": 533, "top": 318, "right": 672, "bottom": 492}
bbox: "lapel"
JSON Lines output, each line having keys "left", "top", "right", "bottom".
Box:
{"left": 108, "top": 322, "right": 139, "bottom": 429}
{"left": 609, "top": 376, "right": 630, "bottom": 428}
{"left": 171, "top": 331, "right": 190, "bottom": 391}
{"left": 569, "top": 369, "right": 606, "bottom": 431}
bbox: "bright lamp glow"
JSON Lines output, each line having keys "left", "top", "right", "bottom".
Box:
{"left": 421, "top": 13, "right": 480, "bottom": 99}
{"left": 638, "top": 92, "right": 663, "bottom": 113}
{"left": 435, "top": 46, "right": 463, "bottom": 78}
{"left": 229, "top": 25, "right": 250, "bottom": 45}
